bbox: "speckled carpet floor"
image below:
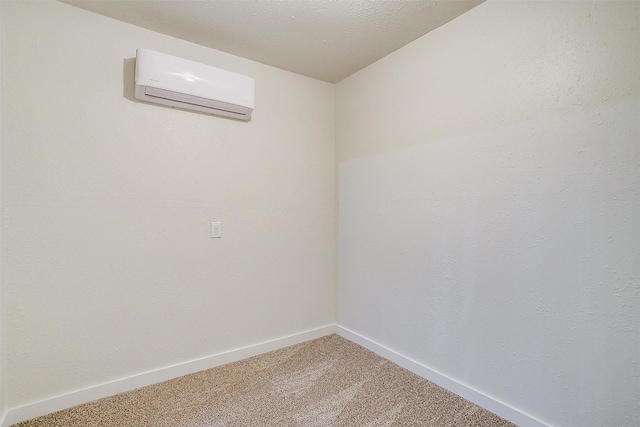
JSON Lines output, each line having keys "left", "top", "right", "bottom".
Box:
{"left": 15, "top": 334, "right": 515, "bottom": 426}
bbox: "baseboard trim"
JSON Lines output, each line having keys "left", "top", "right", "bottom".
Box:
{"left": 336, "top": 326, "right": 549, "bottom": 427}
{"left": 2, "top": 324, "right": 337, "bottom": 427}
{"left": 3, "top": 324, "right": 548, "bottom": 427}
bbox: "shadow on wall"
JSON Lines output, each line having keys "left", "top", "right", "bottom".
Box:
{"left": 123, "top": 58, "right": 136, "bottom": 102}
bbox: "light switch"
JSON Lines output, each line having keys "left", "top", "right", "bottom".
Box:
{"left": 211, "top": 221, "right": 222, "bottom": 238}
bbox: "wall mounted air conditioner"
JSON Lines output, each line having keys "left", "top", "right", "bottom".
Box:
{"left": 134, "top": 49, "right": 255, "bottom": 120}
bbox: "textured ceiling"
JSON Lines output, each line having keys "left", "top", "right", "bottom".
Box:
{"left": 61, "top": 0, "right": 484, "bottom": 83}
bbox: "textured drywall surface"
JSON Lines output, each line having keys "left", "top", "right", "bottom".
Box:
{"left": 336, "top": 1, "right": 639, "bottom": 427}
{"left": 0, "top": 0, "right": 5, "bottom": 420}
{"left": 2, "top": 0, "right": 336, "bottom": 408}
{"left": 60, "top": 0, "right": 483, "bottom": 83}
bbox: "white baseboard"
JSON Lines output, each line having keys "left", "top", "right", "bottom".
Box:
{"left": 2, "top": 324, "right": 337, "bottom": 427}
{"left": 336, "top": 326, "right": 549, "bottom": 427}
{"left": 3, "top": 324, "right": 547, "bottom": 427}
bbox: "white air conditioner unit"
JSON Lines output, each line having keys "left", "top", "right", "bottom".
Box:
{"left": 134, "top": 49, "right": 255, "bottom": 120}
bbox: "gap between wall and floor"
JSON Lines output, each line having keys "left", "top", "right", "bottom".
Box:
{"left": 0, "top": 325, "right": 549, "bottom": 427}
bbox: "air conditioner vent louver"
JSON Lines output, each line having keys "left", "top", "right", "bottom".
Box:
{"left": 134, "top": 49, "right": 255, "bottom": 120}
{"left": 143, "top": 87, "right": 251, "bottom": 116}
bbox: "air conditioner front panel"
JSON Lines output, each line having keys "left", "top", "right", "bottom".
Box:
{"left": 134, "top": 49, "right": 254, "bottom": 120}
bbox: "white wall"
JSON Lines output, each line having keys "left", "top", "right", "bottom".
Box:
{"left": 0, "top": 0, "right": 5, "bottom": 421}
{"left": 337, "top": 1, "right": 639, "bottom": 427}
{"left": 2, "top": 0, "right": 336, "bottom": 409}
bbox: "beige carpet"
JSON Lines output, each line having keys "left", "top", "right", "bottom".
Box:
{"left": 14, "top": 334, "right": 515, "bottom": 426}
